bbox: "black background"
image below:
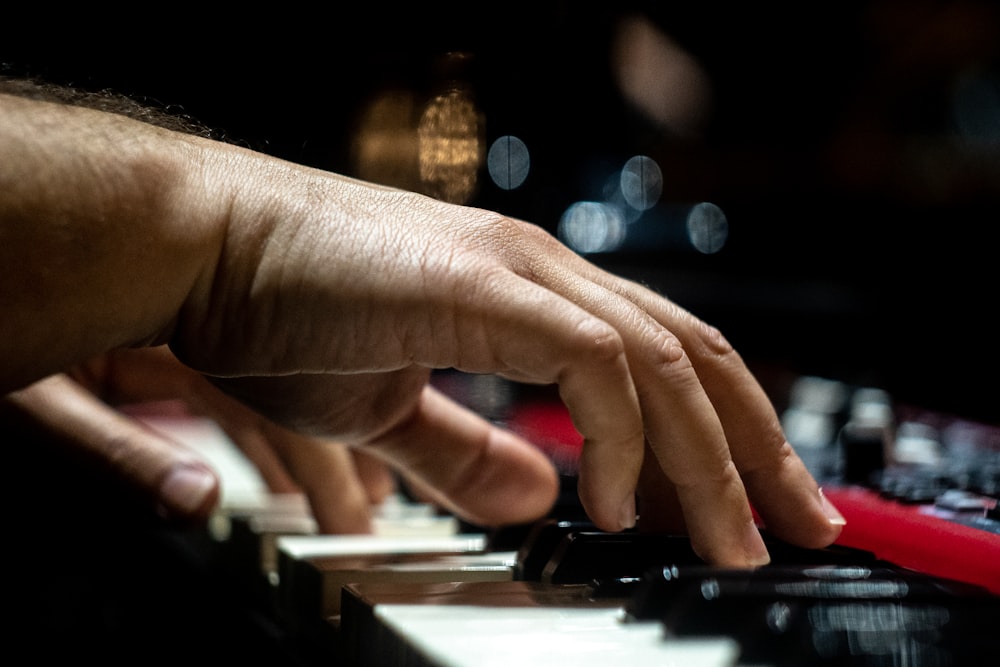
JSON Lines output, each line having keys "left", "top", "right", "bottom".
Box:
{"left": 4, "top": 1, "right": 998, "bottom": 420}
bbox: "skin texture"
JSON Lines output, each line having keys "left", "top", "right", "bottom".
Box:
{"left": 0, "top": 91, "right": 845, "bottom": 567}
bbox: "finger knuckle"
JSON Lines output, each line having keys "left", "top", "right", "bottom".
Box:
{"left": 572, "top": 317, "right": 627, "bottom": 364}
{"left": 646, "top": 328, "right": 695, "bottom": 376}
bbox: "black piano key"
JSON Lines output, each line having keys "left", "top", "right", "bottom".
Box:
{"left": 536, "top": 527, "right": 879, "bottom": 587}
{"left": 513, "top": 518, "right": 596, "bottom": 581}
{"left": 625, "top": 558, "right": 1000, "bottom": 666}
{"left": 627, "top": 562, "right": 995, "bottom": 619}
{"left": 540, "top": 530, "right": 703, "bottom": 584}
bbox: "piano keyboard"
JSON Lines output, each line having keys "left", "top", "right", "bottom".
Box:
{"left": 353, "top": 593, "right": 741, "bottom": 667}
{"left": 15, "top": 373, "right": 995, "bottom": 666}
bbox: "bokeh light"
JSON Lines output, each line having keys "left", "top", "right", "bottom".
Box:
{"left": 620, "top": 154, "right": 662, "bottom": 211}
{"left": 487, "top": 135, "right": 531, "bottom": 190}
{"left": 417, "top": 88, "right": 484, "bottom": 205}
{"left": 557, "top": 201, "right": 627, "bottom": 254}
{"left": 686, "top": 202, "right": 728, "bottom": 254}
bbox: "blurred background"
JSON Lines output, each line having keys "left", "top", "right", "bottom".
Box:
{"left": 5, "top": 0, "right": 999, "bottom": 422}
{"left": 5, "top": 5, "right": 999, "bottom": 662}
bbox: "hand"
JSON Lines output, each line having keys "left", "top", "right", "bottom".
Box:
{"left": 1, "top": 93, "right": 845, "bottom": 567}
{"left": 170, "top": 159, "right": 845, "bottom": 566}
{"left": 2, "top": 346, "right": 396, "bottom": 532}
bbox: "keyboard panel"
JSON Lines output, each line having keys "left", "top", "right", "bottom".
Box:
{"left": 504, "top": 375, "right": 1000, "bottom": 594}
{"left": 114, "top": 376, "right": 1000, "bottom": 665}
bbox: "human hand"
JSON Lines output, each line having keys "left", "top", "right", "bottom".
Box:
{"left": 1, "top": 95, "right": 844, "bottom": 567}
{"left": 2, "top": 346, "right": 395, "bottom": 532}
{"left": 167, "top": 149, "right": 845, "bottom": 567}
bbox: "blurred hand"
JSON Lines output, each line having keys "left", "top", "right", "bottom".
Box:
{"left": 2, "top": 346, "right": 396, "bottom": 532}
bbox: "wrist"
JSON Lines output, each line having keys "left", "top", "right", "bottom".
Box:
{"left": 0, "top": 94, "right": 229, "bottom": 389}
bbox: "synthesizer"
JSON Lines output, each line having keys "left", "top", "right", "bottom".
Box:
{"left": 180, "top": 371, "right": 999, "bottom": 665}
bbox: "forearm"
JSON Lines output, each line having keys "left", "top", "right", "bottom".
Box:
{"left": 0, "top": 92, "right": 228, "bottom": 392}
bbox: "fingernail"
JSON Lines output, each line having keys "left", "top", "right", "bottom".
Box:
{"left": 159, "top": 464, "right": 217, "bottom": 516}
{"left": 743, "top": 522, "right": 771, "bottom": 568}
{"left": 619, "top": 494, "right": 637, "bottom": 530}
{"left": 818, "top": 487, "right": 847, "bottom": 526}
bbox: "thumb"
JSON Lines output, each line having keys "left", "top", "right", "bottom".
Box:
{"left": 362, "top": 385, "right": 559, "bottom": 527}
{"left": 4, "top": 374, "right": 219, "bottom": 522}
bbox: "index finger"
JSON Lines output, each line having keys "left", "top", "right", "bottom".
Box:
{"left": 549, "top": 277, "right": 771, "bottom": 565}
{"left": 577, "top": 268, "right": 846, "bottom": 550}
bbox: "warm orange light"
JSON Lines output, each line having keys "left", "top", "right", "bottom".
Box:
{"left": 417, "top": 88, "right": 484, "bottom": 205}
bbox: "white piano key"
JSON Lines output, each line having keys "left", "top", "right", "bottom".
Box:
{"left": 277, "top": 533, "right": 489, "bottom": 561}
{"left": 133, "top": 408, "right": 272, "bottom": 510}
{"left": 312, "top": 551, "right": 518, "bottom": 617}
{"left": 374, "top": 604, "right": 740, "bottom": 667}
{"left": 276, "top": 532, "right": 498, "bottom": 634}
